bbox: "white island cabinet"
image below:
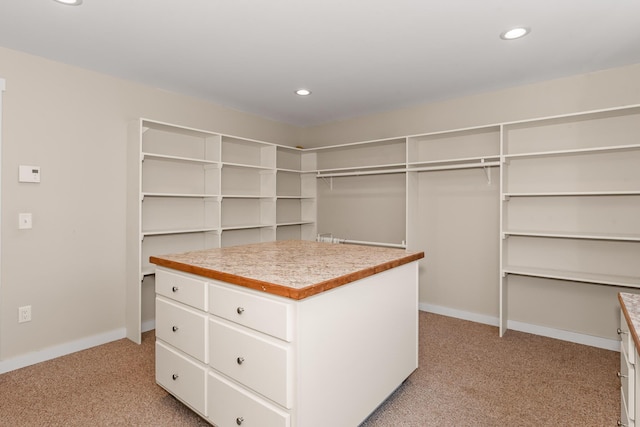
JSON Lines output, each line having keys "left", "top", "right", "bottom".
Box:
{"left": 619, "top": 293, "right": 640, "bottom": 427}
{"left": 150, "top": 240, "right": 424, "bottom": 427}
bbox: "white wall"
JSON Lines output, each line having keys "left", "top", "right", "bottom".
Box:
{"left": 2, "top": 44, "right": 639, "bottom": 368}
{"left": 301, "top": 64, "right": 640, "bottom": 147}
{"left": 0, "top": 46, "right": 299, "bottom": 364}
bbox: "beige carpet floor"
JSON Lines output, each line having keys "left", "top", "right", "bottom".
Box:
{"left": 0, "top": 312, "right": 619, "bottom": 426}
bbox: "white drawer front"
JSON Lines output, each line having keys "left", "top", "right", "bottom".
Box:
{"left": 209, "top": 282, "right": 292, "bottom": 341}
{"left": 156, "top": 341, "right": 207, "bottom": 416}
{"left": 156, "top": 268, "right": 208, "bottom": 311}
{"left": 209, "top": 318, "right": 292, "bottom": 408}
{"left": 621, "top": 310, "right": 635, "bottom": 365}
{"left": 621, "top": 345, "right": 636, "bottom": 420}
{"left": 208, "top": 371, "right": 290, "bottom": 427}
{"left": 156, "top": 296, "right": 208, "bottom": 363}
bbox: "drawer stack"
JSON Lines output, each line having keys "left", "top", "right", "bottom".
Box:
{"left": 208, "top": 283, "right": 293, "bottom": 427}
{"left": 155, "top": 267, "right": 294, "bottom": 427}
{"left": 155, "top": 269, "right": 209, "bottom": 416}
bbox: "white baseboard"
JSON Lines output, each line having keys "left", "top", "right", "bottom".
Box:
{"left": 142, "top": 319, "right": 156, "bottom": 333}
{"left": 420, "top": 303, "right": 620, "bottom": 352}
{"left": 0, "top": 320, "right": 158, "bottom": 375}
{"left": 0, "top": 327, "right": 126, "bottom": 375}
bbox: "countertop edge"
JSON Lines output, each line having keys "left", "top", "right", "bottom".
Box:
{"left": 150, "top": 251, "right": 424, "bottom": 300}
{"left": 619, "top": 292, "right": 640, "bottom": 351}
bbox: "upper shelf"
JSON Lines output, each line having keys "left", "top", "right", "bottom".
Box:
{"left": 503, "top": 143, "right": 640, "bottom": 160}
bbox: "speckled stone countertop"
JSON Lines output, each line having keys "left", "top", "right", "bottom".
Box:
{"left": 150, "top": 240, "right": 424, "bottom": 300}
{"left": 619, "top": 293, "right": 640, "bottom": 351}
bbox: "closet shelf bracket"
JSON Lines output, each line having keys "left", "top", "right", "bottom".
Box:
{"left": 482, "top": 158, "right": 491, "bottom": 185}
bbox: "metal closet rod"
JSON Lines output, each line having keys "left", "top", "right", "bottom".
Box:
{"left": 317, "top": 234, "right": 406, "bottom": 249}
{"left": 316, "top": 160, "right": 500, "bottom": 178}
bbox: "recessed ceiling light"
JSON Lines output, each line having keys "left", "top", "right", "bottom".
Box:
{"left": 500, "top": 27, "right": 530, "bottom": 40}
{"left": 295, "top": 89, "right": 311, "bottom": 96}
{"left": 54, "top": 0, "right": 83, "bottom": 5}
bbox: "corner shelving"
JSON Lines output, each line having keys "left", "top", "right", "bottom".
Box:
{"left": 126, "top": 119, "right": 317, "bottom": 343}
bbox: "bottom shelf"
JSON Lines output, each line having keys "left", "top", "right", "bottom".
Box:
{"left": 502, "top": 266, "right": 640, "bottom": 288}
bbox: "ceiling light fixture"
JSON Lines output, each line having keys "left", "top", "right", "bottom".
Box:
{"left": 54, "top": 0, "right": 83, "bottom": 5}
{"left": 500, "top": 27, "right": 530, "bottom": 40}
{"left": 295, "top": 89, "right": 311, "bottom": 96}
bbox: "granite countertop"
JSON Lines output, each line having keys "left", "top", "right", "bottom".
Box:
{"left": 149, "top": 240, "right": 424, "bottom": 300}
{"left": 619, "top": 292, "right": 640, "bottom": 350}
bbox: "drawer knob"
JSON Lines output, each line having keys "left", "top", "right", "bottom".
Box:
{"left": 617, "top": 371, "right": 627, "bottom": 379}
{"left": 172, "top": 286, "right": 179, "bottom": 292}
{"left": 236, "top": 417, "right": 244, "bottom": 425}
{"left": 236, "top": 357, "right": 245, "bottom": 365}
{"left": 172, "top": 326, "right": 179, "bottom": 332}
{"left": 172, "top": 374, "right": 179, "bottom": 380}
{"left": 237, "top": 307, "right": 245, "bottom": 315}
{"left": 618, "top": 328, "right": 628, "bottom": 335}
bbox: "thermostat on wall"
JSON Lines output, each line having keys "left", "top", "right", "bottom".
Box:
{"left": 19, "top": 165, "right": 41, "bottom": 183}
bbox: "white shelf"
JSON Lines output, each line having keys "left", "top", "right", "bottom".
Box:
{"left": 276, "top": 195, "right": 315, "bottom": 199}
{"left": 142, "top": 227, "right": 219, "bottom": 236}
{"left": 503, "top": 143, "right": 640, "bottom": 159}
{"left": 503, "top": 190, "right": 640, "bottom": 198}
{"left": 143, "top": 192, "right": 219, "bottom": 198}
{"left": 407, "top": 155, "right": 500, "bottom": 168}
{"left": 221, "top": 194, "right": 275, "bottom": 199}
{"left": 222, "top": 161, "right": 273, "bottom": 170}
{"left": 503, "top": 230, "right": 640, "bottom": 242}
{"left": 221, "top": 224, "right": 273, "bottom": 231}
{"left": 502, "top": 266, "right": 640, "bottom": 288}
{"left": 142, "top": 152, "right": 220, "bottom": 165}
{"left": 276, "top": 221, "right": 315, "bottom": 227}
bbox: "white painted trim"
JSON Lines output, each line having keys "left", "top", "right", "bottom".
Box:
{"left": 420, "top": 303, "right": 620, "bottom": 352}
{"left": 0, "top": 327, "right": 126, "bottom": 374}
{"left": 0, "top": 77, "right": 5, "bottom": 91}
{"left": 142, "top": 319, "right": 156, "bottom": 333}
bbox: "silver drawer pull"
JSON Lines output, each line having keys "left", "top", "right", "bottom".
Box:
{"left": 617, "top": 371, "right": 627, "bottom": 379}
{"left": 237, "top": 307, "right": 245, "bottom": 315}
{"left": 172, "top": 374, "right": 179, "bottom": 380}
{"left": 618, "top": 328, "right": 628, "bottom": 335}
{"left": 172, "top": 286, "right": 179, "bottom": 292}
{"left": 236, "top": 417, "right": 244, "bottom": 425}
{"left": 618, "top": 420, "right": 627, "bottom": 426}
{"left": 236, "top": 357, "right": 245, "bottom": 365}
{"left": 172, "top": 326, "right": 179, "bottom": 332}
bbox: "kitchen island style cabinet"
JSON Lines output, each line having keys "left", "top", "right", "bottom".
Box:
{"left": 150, "top": 240, "right": 424, "bottom": 427}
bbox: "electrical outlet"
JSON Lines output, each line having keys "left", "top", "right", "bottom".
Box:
{"left": 18, "top": 305, "right": 31, "bottom": 323}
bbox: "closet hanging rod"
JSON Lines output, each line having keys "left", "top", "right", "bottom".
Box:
{"left": 316, "top": 168, "right": 407, "bottom": 178}
{"left": 339, "top": 239, "right": 407, "bottom": 249}
{"left": 410, "top": 160, "right": 500, "bottom": 173}
{"left": 318, "top": 234, "right": 407, "bottom": 249}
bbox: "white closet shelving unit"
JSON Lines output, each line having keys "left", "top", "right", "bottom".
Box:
{"left": 499, "top": 105, "right": 640, "bottom": 335}
{"left": 276, "top": 146, "right": 317, "bottom": 241}
{"left": 126, "top": 119, "right": 316, "bottom": 343}
{"left": 308, "top": 104, "right": 640, "bottom": 341}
